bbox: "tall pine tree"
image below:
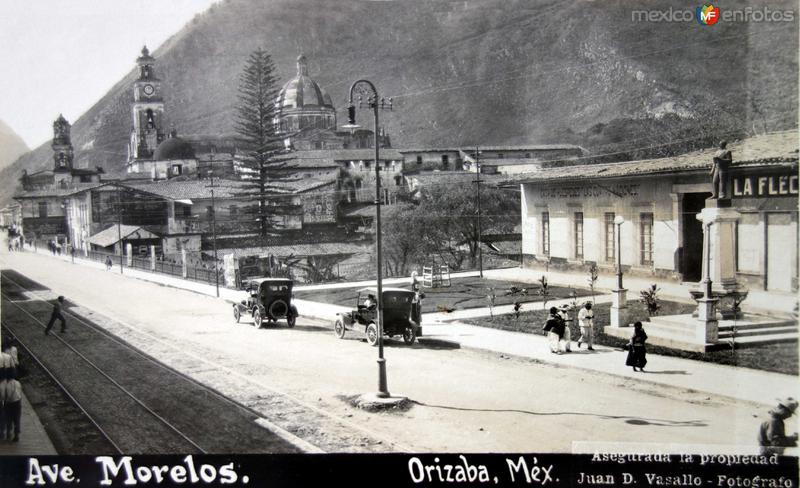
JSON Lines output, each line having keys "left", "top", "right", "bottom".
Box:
{"left": 234, "top": 48, "right": 291, "bottom": 238}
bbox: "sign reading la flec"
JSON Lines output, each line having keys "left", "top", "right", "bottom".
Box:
{"left": 733, "top": 174, "right": 798, "bottom": 198}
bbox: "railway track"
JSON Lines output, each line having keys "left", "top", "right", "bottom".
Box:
{"left": 1, "top": 272, "right": 310, "bottom": 454}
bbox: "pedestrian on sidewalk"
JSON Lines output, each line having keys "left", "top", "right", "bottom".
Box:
{"left": 758, "top": 398, "right": 798, "bottom": 455}
{"left": 0, "top": 376, "right": 6, "bottom": 440}
{"left": 45, "top": 296, "right": 67, "bottom": 335}
{"left": 2, "top": 342, "right": 19, "bottom": 379}
{"left": 557, "top": 305, "right": 572, "bottom": 352}
{"left": 105, "top": 256, "right": 113, "bottom": 271}
{"left": 577, "top": 302, "right": 595, "bottom": 350}
{"left": 0, "top": 344, "right": 17, "bottom": 380}
{"left": 3, "top": 374, "right": 22, "bottom": 442}
{"left": 542, "top": 307, "right": 567, "bottom": 354}
{"left": 625, "top": 321, "right": 647, "bottom": 372}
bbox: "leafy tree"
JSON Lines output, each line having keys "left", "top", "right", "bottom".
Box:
{"left": 639, "top": 284, "right": 661, "bottom": 317}
{"left": 538, "top": 275, "right": 550, "bottom": 310}
{"left": 415, "top": 181, "right": 520, "bottom": 270}
{"left": 234, "top": 48, "right": 292, "bottom": 238}
{"left": 586, "top": 263, "right": 598, "bottom": 305}
{"left": 380, "top": 204, "right": 426, "bottom": 277}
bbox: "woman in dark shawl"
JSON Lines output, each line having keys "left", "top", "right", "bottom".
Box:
{"left": 625, "top": 321, "right": 648, "bottom": 372}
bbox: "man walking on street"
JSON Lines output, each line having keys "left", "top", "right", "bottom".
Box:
{"left": 577, "top": 302, "right": 595, "bottom": 350}
{"left": 3, "top": 374, "right": 22, "bottom": 442}
{"left": 557, "top": 305, "right": 572, "bottom": 352}
{"left": 542, "top": 307, "right": 567, "bottom": 354}
{"left": 758, "top": 398, "right": 798, "bottom": 455}
{"left": 45, "top": 296, "right": 67, "bottom": 335}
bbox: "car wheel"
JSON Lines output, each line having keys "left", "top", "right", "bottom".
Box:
{"left": 366, "top": 323, "right": 379, "bottom": 346}
{"left": 287, "top": 314, "right": 296, "bottom": 328}
{"left": 253, "top": 308, "right": 262, "bottom": 328}
{"left": 402, "top": 326, "right": 416, "bottom": 345}
{"left": 334, "top": 319, "right": 346, "bottom": 339}
{"left": 233, "top": 307, "right": 241, "bottom": 323}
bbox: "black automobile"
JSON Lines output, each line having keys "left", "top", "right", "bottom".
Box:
{"left": 334, "top": 287, "right": 422, "bottom": 345}
{"left": 233, "top": 278, "right": 297, "bottom": 328}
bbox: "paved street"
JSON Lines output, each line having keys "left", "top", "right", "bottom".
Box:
{"left": 2, "top": 248, "right": 790, "bottom": 453}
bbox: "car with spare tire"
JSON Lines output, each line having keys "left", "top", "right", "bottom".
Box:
{"left": 233, "top": 278, "right": 297, "bottom": 328}
{"left": 333, "top": 287, "right": 422, "bottom": 345}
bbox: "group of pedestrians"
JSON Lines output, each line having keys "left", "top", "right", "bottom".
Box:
{"left": 541, "top": 301, "right": 649, "bottom": 371}
{"left": 47, "top": 240, "right": 63, "bottom": 256}
{"left": 0, "top": 343, "right": 22, "bottom": 443}
{"left": 542, "top": 302, "right": 596, "bottom": 355}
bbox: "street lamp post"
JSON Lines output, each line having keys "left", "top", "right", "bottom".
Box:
{"left": 614, "top": 215, "right": 624, "bottom": 289}
{"left": 343, "top": 80, "right": 393, "bottom": 398}
{"left": 473, "top": 146, "right": 483, "bottom": 278}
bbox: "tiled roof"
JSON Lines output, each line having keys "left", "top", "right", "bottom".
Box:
{"left": 290, "top": 148, "right": 403, "bottom": 161}
{"left": 504, "top": 131, "right": 799, "bottom": 186}
{"left": 398, "top": 145, "right": 584, "bottom": 153}
{"left": 405, "top": 171, "right": 508, "bottom": 186}
{"left": 122, "top": 176, "right": 336, "bottom": 201}
{"left": 87, "top": 225, "right": 159, "bottom": 247}
{"left": 343, "top": 205, "right": 376, "bottom": 218}
{"left": 479, "top": 157, "right": 577, "bottom": 166}
{"left": 207, "top": 242, "right": 369, "bottom": 259}
{"left": 282, "top": 157, "right": 341, "bottom": 169}
{"left": 14, "top": 182, "right": 107, "bottom": 199}
{"left": 123, "top": 180, "right": 250, "bottom": 200}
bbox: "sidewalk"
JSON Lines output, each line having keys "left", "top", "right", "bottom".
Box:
{"left": 484, "top": 267, "right": 797, "bottom": 315}
{"left": 0, "top": 392, "right": 58, "bottom": 455}
{"left": 10, "top": 248, "right": 798, "bottom": 407}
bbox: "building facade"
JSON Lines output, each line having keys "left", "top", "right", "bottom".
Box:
{"left": 515, "top": 131, "right": 798, "bottom": 293}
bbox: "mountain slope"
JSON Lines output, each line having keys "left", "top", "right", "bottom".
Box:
{"left": 2, "top": 0, "right": 797, "bottom": 207}
{"left": 0, "top": 119, "right": 29, "bottom": 174}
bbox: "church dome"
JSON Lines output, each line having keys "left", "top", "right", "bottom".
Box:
{"left": 276, "top": 55, "right": 334, "bottom": 110}
{"left": 154, "top": 131, "right": 195, "bottom": 160}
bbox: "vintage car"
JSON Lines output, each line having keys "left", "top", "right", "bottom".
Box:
{"left": 334, "top": 287, "right": 422, "bottom": 345}
{"left": 233, "top": 278, "right": 297, "bottom": 328}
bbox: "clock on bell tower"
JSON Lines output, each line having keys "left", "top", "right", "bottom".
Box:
{"left": 128, "top": 45, "right": 165, "bottom": 162}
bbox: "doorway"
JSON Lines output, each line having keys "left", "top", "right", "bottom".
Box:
{"left": 767, "top": 212, "right": 797, "bottom": 292}
{"left": 680, "top": 192, "right": 711, "bottom": 282}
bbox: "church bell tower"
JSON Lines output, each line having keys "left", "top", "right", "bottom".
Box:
{"left": 52, "top": 114, "right": 74, "bottom": 172}
{"left": 128, "top": 46, "right": 165, "bottom": 162}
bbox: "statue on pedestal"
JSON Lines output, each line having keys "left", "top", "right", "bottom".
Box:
{"left": 710, "top": 141, "right": 733, "bottom": 199}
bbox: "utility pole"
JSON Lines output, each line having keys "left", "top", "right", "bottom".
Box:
{"left": 474, "top": 146, "right": 483, "bottom": 278}
{"left": 117, "top": 184, "right": 123, "bottom": 274}
{"left": 208, "top": 147, "right": 220, "bottom": 297}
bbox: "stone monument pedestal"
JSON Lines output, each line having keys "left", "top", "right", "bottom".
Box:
{"left": 695, "top": 297, "right": 720, "bottom": 343}
{"left": 610, "top": 288, "right": 632, "bottom": 328}
{"left": 695, "top": 204, "right": 747, "bottom": 319}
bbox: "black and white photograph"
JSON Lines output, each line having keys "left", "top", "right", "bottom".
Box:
{"left": 0, "top": 0, "right": 798, "bottom": 486}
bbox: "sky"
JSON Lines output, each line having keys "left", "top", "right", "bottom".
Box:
{"left": 0, "top": 0, "right": 220, "bottom": 149}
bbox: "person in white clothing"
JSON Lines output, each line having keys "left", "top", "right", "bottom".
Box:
{"left": 577, "top": 302, "right": 595, "bottom": 350}
{"left": 557, "top": 305, "right": 572, "bottom": 352}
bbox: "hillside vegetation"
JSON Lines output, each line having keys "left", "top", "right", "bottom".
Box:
{"left": 2, "top": 0, "right": 797, "bottom": 206}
